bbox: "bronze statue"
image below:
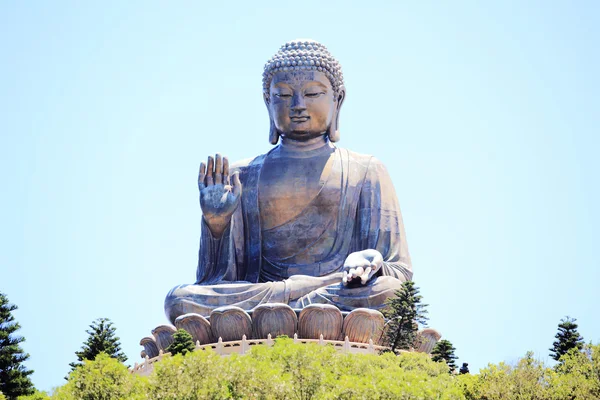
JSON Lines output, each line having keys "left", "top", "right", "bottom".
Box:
{"left": 164, "top": 39, "right": 412, "bottom": 324}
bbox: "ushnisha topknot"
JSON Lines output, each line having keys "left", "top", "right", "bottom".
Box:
{"left": 262, "top": 39, "right": 345, "bottom": 95}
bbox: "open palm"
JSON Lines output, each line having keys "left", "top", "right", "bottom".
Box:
{"left": 198, "top": 153, "right": 242, "bottom": 237}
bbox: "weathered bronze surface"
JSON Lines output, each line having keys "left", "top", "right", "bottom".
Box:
{"left": 174, "top": 313, "right": 214, "bottom": 345}
{"left": 164, "top": 39, "right": 412, "bottom": 324}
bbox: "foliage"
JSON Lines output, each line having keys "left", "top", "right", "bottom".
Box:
{"left": 166, "top": 329, "right": 195, "bottom": 356}
{"left": 16, "top": 390, "right": 50, "bottom": 400}
{"left": 549, "top": 316, "right": 584, "bottom": 362}
{"left": 457, "top": 345, "right": 600, "bottom": 400}
{"left": 30, "top": 339, "right": 600, "bottom": 399}
{"left": 0, "top": 292, "right": 35, "bottom": 399}
{"left": 148, "top": 345, "right": 283, "bottom": 399}
{"left": 0, "top": 392, "right": 5, "bottom": 400}
{"left": 548, "top": 343, "right": 600, "bottom": 399}
{"left": 431, "top": 339, "right": 459, "bottom": 373}
{"left": 56, "top": 353, "right": 145, "bottom": 400}
{"left": 69, "top": 318, "right": 127, "bottom": 371}
{"left": 147, "top": 338, "right": 464, "bottom": 400}
{"left": 456, "top": 351, "right": 550, "bottom": 399}
{"left": 382, "top": 280, "right": 428, "bottom": 352}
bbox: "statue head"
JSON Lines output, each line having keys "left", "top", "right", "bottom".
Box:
{"left": 263, "top": 40, "right": 346, "bottom": 144}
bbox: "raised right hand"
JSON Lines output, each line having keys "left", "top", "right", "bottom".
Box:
{"left": 198, "top": 153, "right": 242, "bottom": 238}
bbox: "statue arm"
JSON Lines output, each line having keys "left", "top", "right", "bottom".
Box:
{"left": 356, "top": 157, "right": 413, "bottom": 282}
{"left": 196, "top": 162, "right": 248, "bottom": 284}
{"left": 196, "top": 217, "right": 237, "bottom": 284}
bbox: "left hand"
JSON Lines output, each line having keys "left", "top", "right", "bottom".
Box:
{"left": 342, "top": 249, "right": 383, "bottom": 286}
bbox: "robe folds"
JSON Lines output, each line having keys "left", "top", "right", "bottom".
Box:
{"left": 164, "top": 145, "right": 413, "bottom": 323}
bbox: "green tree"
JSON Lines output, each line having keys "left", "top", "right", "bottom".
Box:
{"left": 59, "top": 353, "right": 145, "bottom": 400}
{"left": 0, "top": 292, "right": 34, "bottom": 399}
{"left": 69, "top": 318, "right": 127, "bottom": 372}
{"left": 548, "top": 343, "right": 600, "bottom": 399}
{"left": 148, "top": 337, "right": 465, "bottom": 400}
{"left": 462, "top": 351, "right": 552, "bottom": 400}
{"left": 382, "top": 280, "right": 428, "bottom": 353}
{"left": 431, "top": 339, "right": 458, "bottom": 373}
{"left": 166, "top": 329, "right": 195, "bottom": 356}
{"left": 22, "top": 339, "right": 600, "bottom": 399}
{"left": 15, "top": 390, "right": 50, "bottom": 400}
{"left": 549, "top": 316, "right": 584, "bottom": 362}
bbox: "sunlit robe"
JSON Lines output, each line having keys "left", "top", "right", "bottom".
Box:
{"left": 164, "top": 145, "right": 412, "bottom": 323}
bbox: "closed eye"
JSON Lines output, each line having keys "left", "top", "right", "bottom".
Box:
{"left": 275, "top": 93, "right": 292, "bottom": 98}
{"left": 305, "top": 92, "right": 324, "bottom": 98}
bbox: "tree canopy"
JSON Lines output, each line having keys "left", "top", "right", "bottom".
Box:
{"left": 69, "top": 318, "right": 127, "bottom": 372}
{"left": 166, "top": 329, "right": 195, "bottom": 356}
{"left": 382, "top": 280, "right": 429, "bottom": 352}
{"left": 0, "top": 292, "right": 35, "bottom": 399}
{"left": 28, "top": 339, "right": 600, "bottom": 399}
{"left": 549, "top": 316, "right": 585, "bottom": 362}
{"left": 431, "top": 339, "right": 459, "bottom": 373}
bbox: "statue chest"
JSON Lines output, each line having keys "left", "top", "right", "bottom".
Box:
{"left": 257, "top": 153, "right": 336, "bottom": 230}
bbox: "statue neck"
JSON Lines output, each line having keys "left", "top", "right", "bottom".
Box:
{"left": 277, "top": 135, "right": 333, "bottom": 158}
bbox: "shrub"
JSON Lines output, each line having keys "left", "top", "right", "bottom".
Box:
{"left": 59, "top": 353, "right": 145, "bottom": 400}
{"left": 38, "top": 340, "right": 600, "bottom": 399}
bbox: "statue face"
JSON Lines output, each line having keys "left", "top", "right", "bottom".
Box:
{"left": 266, "top": 70, "right": 341, "bottom": 141}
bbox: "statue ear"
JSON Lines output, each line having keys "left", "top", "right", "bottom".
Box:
{"left": 328, "top": 87, "right": 345, "bottom": 142}
{"left": 269, "top": 119, "right": 279, "bottom": 145}
{"left": 264, "top": 93, "right": 279, "bottom": 145}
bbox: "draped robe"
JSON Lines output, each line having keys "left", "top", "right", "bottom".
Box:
{"left": 164, "top": 145, "right": 412, "bottom": 323}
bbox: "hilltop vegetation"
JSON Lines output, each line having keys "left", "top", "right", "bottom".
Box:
{"left": 14, "top": 338, "right": 600, "bottom": 400}
{"left": 3, "top": 290, "right": 597, "bottom": 399}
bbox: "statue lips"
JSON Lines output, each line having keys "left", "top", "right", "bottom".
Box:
{"left": 290, "top": 116, "right": 310, "bottom": 123}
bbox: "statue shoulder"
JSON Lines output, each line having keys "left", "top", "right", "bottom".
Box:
{"left": 230, "top": 155, "right": 266, "bottom": 173}
{"left": 338, "top": 148, "right": 388, "bottom": 171}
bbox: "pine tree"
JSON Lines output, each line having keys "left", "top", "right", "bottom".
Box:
{"left": 382, "top": 280, "right": 428, "bottom": 353}
{"left": 431, "top": 339, "right": 458, "bottom": 373}
{"left": 69, "top": 318, "right": 127, "bottom": 371}
{"left": 166, "top": 329, "right": 195, "bottom": 356}
{"left": 0, "top": 292, "right": 35, "bottom": 399}
{"left": 549, "top": 316, "right": 584, "bottom": 362}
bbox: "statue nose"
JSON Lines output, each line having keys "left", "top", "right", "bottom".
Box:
{"left": 291, "top": 94, "right": 306, "bottom": 111}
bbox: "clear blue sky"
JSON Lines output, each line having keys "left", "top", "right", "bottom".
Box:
{"left": 1, "top": 0, "right": 598, "bottom": 392}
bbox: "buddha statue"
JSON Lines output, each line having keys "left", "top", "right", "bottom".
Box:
{"left": 164, "top": 39, "right": 412, "bottom": 324}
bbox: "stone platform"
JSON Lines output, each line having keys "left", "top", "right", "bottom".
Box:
{"left": 140, "top": 303, "right": 441, "bottom": 360}
{"left": 132, "top": 333, "right": 389, "bottom": 376}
